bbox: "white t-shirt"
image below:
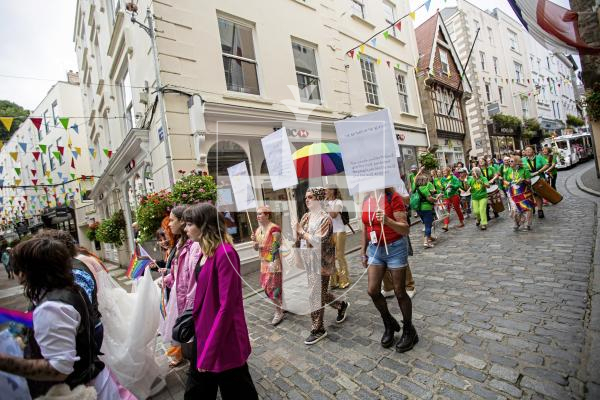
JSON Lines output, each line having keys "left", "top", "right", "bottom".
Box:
{"left": 33, "top": 300, "right": 121, "bottom": 400}
{"left": 327, "top": 199, "right": 345, "bottom": 233}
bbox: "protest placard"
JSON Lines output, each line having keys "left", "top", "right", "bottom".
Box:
{"left": 261, "top": 128, "right": 298, "bottom": 190}
{"left": 227, "top": 161, "right": 257, "bottom": 211}
{"left": 334, "top": 108, "right": 402, "bottom": 195}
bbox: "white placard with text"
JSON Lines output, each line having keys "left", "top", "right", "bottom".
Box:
{"left": 227, "top": 161, "right": 257, "bottom": 211}
{"left": 261, "top": 128, "right": 298, "bottom": 190}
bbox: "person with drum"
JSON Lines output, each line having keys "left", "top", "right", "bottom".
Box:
{"left": 523, "top": 146, "right": 549, "bottom": 218}
{"left": 466, "top": 167, "right": 490, "bottom": 230}
{"left": 542, "top": 146, "right": 558, "bottom": 190}
{"left": 479, "top": 157, "right": 499, "bottom": 220}
{"left": 440, "top": 166, "right": 465, "bottom": 231}
{"left": 504, "top": 156, "right": 534, "bottom": 231}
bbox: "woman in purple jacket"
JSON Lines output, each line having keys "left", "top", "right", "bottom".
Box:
{"left": 182, "top": 203, "right": 257, "bottom": 399}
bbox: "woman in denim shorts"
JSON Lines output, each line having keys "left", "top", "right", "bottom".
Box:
{"left": 361, "top": 188, "right": 418, "bottom": 353}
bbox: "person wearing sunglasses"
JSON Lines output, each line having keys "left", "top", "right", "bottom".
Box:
{"left": 293, "top": 187, "right": 349, "bottom": 345}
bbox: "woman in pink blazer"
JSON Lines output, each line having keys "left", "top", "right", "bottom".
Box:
{"left": 182, "top": 203, "right": 257, "bottom": 399}
{"left": 162, "top": 205, "right": 202, "bottom": 367}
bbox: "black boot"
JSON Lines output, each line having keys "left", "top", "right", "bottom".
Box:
{"left": 381, "top": 314, "right": 400, "bottom": 348}
{"left": 395, "top": 321, "right": 419, "bottom": 353}
{"left": 538, "top": 209, "right": 544, "bottom": 218}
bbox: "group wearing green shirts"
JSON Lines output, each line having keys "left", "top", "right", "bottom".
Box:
{"left": 466, "top": 173, "right": 490, "bottom": 229}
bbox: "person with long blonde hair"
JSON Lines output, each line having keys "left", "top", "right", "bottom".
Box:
{"left": 182, "top": 203, "right": 257, "bottom": 399}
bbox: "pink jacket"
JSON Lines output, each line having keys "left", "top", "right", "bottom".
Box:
{"left": 193, "top": 243, "right": 251, "bottom": 373}
{"left": 164, "top": 239, "right": 202, "bottom": 314}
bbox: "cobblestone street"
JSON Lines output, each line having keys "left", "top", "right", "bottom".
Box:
{"left": 148, "top": 162, "right": 600, "bottom": 400}
{"left": 2, "top": 163, "right": 599, "bottom": 399}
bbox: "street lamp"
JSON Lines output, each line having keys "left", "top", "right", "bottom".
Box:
{"left": 125, "top": 3, "right": 175, "bottom": 187}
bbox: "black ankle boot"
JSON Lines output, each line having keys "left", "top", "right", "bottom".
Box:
{"left": 395, "top": 321, "right": 419, "bottom": 353}
{"left": 381, "top": 314, "right": 400, "bottom": 348}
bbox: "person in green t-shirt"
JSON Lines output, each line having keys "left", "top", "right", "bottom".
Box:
{"left": 523, "top": 145, "right": 550, "bottom": 218}
{"left": 466, "top": 167, "right": 490, "bottom": 230}
{"left": 503, "top": 155, "right": 534, "bottom": 231}
{"left": 478, "top": 158, "right": 500, "bottom": 220}
{"left": 496, "top": 155, "right": 512, "bottom": 193}
{"left": 408, "top": 165, "right": 418, "bottom": 193}
{"left": 542, "top": 146, "right": 558, "bottom": 189}
{"left": 440, "top": 166, "right": 465, "bottom": 231}
{"left": 414, "top": 174, "right": 440, "bottom": 248}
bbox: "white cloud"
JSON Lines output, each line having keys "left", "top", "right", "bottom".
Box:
{"left": 0, "top": 0, "right": 77, "bottom": 111}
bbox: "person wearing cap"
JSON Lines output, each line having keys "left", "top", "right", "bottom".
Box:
{"left": 251, "top": 205, "right": 285, "bottom": 326}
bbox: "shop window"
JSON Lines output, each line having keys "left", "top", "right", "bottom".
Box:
{"left": 292, "top": 41, "right": 321, "bottom": 104}
{"left": 360, "top": 56, "right": 379, "bottom": 105}
{"left": 218, "top": 17, "right": 260, "bottom": 95}
{"left": 208, "top": 141, "right": 252, "bottom": 244}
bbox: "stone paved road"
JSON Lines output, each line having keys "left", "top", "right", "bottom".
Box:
{"left": 228, "top": 162, "right": 597, "bottom": 400}
{"left": 2, "top": 162, "right": 598, "bottom": 399}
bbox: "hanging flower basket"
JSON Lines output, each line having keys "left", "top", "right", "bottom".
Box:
{"left": 96, "top": 210, "right": 127, "bottom": 246}
{"left": 136, "top": 189, "right": 173, "bottom": 243}
{"left": 171, "top": 172, "right": 217, "bottom": 205}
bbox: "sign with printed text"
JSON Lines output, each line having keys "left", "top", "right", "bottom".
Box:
{"left": 227, "top": 161, "right": 257, "bottom": 212}
{"left": 261, "top": 128, "right": 298, "bottom": 190}
{"left": 334, "top": 108, "right": 402, "bottom": 195}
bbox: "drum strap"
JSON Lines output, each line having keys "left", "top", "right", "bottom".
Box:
{"left": 527, "top": 157, "right": 536, "bottom": 172}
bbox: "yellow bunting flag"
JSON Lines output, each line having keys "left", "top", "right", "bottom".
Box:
{"left": 409, "top": 11, "right": 416, "bottom": 20}
{"left": 359, "top": 44, "right": 365, "bottom": 53}
{"left": 376, "top": 58, "right": 381, "bottom": 65}
{"left": 15, "top": 179, "right": 21, "bottom": 186}
{"left": 9, "top": 151, "right": 18, "bottom": 161}
{"left": 67, "top": 135, "right": 73, "bottom": 148}
{"left": 75, "top": 146, "right": 81, "bottom": 156}
{"left": 0, "top": 117, "right": 14, "bottom": 132}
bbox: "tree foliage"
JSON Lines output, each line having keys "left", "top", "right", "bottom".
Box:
{"left": 0, "top": 100, "right": 30, "bottom": 141}
{"left": 566, "top": 114, "right": 585, "bottom": 127}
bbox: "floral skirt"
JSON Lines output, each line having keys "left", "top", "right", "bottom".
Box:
{"left": 260, "top": 271, "right": 283, "bottom": 303}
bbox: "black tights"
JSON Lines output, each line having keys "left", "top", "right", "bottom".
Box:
{"left": 367, "top": 265, "right": 412, "bottom": 324}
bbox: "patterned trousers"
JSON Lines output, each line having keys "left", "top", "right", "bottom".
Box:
{"left": 307, "top": 273, "right": 342, "bottom": 332}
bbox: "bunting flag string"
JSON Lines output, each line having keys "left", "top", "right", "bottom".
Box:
{"left": 0, "top": 117, "right": 14, "bottom": 132}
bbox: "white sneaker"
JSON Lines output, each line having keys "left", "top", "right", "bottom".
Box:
{"left": 381, "top": 289, "right": 395, "bottom": 298}
{"left": 407, "top": 289, "right": 416, "bottom": 299}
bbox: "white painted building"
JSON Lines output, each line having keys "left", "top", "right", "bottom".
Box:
{"left": 0, "top": 74, "right": 95, "bottom": 247}
{"left": 440, "top": 0, "right": 581, "bottom": 158}
{"left": 74, "top": 0, "right": 429, "bottom": 266}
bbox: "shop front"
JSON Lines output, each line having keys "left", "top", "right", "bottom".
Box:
{"left": 395, "top": 125, "right": 428, "bottom": 179}
{"left": 487, "top": 122, "right": 521, "bottom": 157}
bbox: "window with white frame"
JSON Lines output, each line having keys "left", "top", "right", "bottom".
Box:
{"left": 480, "top": 51, "right": 486, "bottom": 70}
{"left": 493, "top": 57, "right": 498, "bottom": 74}
{"left": 218, "top": 17, "right": 260, "bottom": 95}
{"left": 395, "top": 70, "right": 409, "bottom": 113}
{"left": 383, "top": 1, "right": 398, "bottom": 37}
{"left": 521, "top": 96, "right": 529, "bottom": 118}
{"left": 439, "top": 49, "right": 450, "bottom": 75}
{"left": 509, "top": 30, "right": 518, "bottom": 51}
{"left": 360, "top": 56, "right": 379, "bottom": 105}
{"left": 498, "top": 86, "right": 503, "bottom": 104}
{"left": 43, "top": 110, "right": 50, "bottom": 133}
{"left": 473, "top": 19, "right": 480, "bottom": 33}
{"left": 485, "top": 83, "right": 491, "bottom": 102}
{"left": 546, "top": 56, "right": 551, "bottom": 69}
{"left": 514, "top": 62, "right": 523, "bottom": 82}
{"left": 487, "top": 27, "right": 494, "bottom": 45}
{"left": 292, "top": 41, "right": 321, "bottom": 104}
{"left": 51, "top": 101, "right": 58, "bottom": 126}
{"left": 119, "top": 69, "right": 134, "bottom": 132}
{"left": 49, "top": 144, "right": 55, "bottom": 171}
{"left": 350, "top": 0, "right": 365, "bottom": 19}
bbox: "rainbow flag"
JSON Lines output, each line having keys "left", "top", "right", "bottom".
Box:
{"left": 0, "top": 307, "right": 33, "bottom": 328}
{"left": 126, "top": 244, "right": 153, "bottom": 279}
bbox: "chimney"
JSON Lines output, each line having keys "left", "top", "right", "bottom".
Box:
{"left": 66, "top": 70, "right": 80, "bottom": 85}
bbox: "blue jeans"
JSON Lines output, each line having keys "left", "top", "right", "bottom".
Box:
{"left": 418, "top": 210, "right": 434, "bottom": 238}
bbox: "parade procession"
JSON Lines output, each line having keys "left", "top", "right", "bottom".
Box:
{"left": 0, "top": 0, "right": 600, "bottom": 399}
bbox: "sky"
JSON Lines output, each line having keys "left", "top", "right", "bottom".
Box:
{"left": 0, "top": 0, "right": 577, "bottom": 112}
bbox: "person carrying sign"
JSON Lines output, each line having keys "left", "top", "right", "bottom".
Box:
{"left": 361, "top": 188, "right": 418, "bottom": 353}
